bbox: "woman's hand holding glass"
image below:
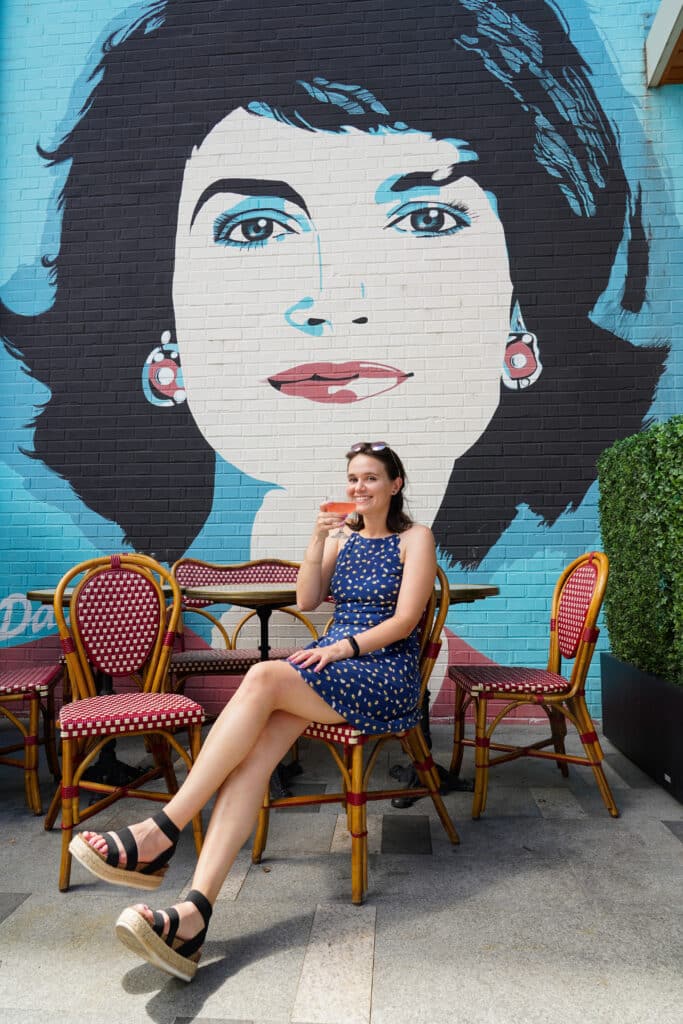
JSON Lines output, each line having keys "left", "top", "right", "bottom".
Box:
{"left": 318, "top": 500, "right": 352, "bottom": 538}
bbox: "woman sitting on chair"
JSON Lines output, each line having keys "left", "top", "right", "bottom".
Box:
{"left": 70, "top": 441, "right": 436, "bottom": 982}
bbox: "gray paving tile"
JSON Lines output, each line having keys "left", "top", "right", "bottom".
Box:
{"left": 174, "top": 1018, "right": 253, "bottom": 1023}
{"left": 291, "top": 903, "right": 375, "bottom": 1024}
{"left": 530, "top": 785, "right": 587, "bottom": 818}
{"left": 254, "top": 809, "right": 337, "bottom": 855}
{"left": 380, "top": 813, "right": 432, "bottom": 854}
{"left": 604, "top": 749, "right": 658, "bottom": 788}
{"left": 331, "top": 813, "right": 382, "bottom": 854}
{"left": 0, "top": 892, "right": 30, "bottom": 926}
{"left": 371, "top": 897, "right": 683, "bottom": 1024}
{"left": 662, "top": 819, "right": 683, "bottom": 842}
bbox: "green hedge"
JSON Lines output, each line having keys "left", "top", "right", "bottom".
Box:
{"left": 597, "top": 415, "right": 683, "bottom": 685}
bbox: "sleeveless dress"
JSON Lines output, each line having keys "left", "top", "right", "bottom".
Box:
{"left": 291, "top": 531, "right": 421, "bottom": 734}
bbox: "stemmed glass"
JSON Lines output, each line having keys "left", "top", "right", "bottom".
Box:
{"left": 322, "top": 498, "right": 357, "bottom": 538}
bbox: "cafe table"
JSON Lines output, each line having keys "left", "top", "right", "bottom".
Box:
{"left": 181, "top": 580, "right": 499, "bottom": 660}
{"left": 181, "top": 581, "right": 301, "bottom": 662}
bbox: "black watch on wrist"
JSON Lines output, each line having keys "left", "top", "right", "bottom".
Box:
{"left": 345, "top": 634, "right": 361, "bottom": 657}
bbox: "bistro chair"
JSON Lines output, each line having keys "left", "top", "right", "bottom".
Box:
{"left": 449, "top": 551, "right": 619, "bottom": 819}
{"left": 0, "top": 661, "right": 62, "bottom": 814}
{"left": 169, "top": 557, "right": 318, "bottom": 693}
{"left": 251, "top": 565, "right": 460, "bottom": 905}
{"left": 47, "top": 553, "right": 205, "bottom": 891}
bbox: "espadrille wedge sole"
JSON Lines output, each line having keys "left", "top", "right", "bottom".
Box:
{"left": 69, "top": 809, "right": 179, "bottom": 890}
{"left": 115, "top": 889, "right": 212, "bottom": 983}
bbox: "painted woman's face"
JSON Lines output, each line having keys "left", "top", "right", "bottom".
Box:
{"left": 173, "top": 108, "right": 513, "bottom": 549}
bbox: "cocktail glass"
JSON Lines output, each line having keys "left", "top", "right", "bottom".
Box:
{"left": 322, "top": 500, "right": 357, "bottom": 537}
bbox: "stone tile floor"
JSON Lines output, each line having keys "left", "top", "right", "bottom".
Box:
{"left": 1, "top": 721, "right": 682, "bottom": 1024}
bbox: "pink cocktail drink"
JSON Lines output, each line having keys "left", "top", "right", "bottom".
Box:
{"left": 322, "top": 501, "right": 357, "bottom": 517}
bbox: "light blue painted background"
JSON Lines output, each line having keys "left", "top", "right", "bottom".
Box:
{"left": 1, "top": 0, "right": 681, "bottom": 712}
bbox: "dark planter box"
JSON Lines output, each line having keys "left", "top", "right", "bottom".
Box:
{"left": 601, "top": 652, "right": 683, "bottom": 804}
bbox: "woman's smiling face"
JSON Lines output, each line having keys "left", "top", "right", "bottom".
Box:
{"left": 173, "top": 107, "right": 513, "bottom": 528}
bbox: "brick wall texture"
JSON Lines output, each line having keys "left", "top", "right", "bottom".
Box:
{"left": 1, "top": 0, "right": 681, "bottom": 718}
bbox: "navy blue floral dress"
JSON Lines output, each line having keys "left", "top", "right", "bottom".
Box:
{"left": 292, "top": 532, "right": 421, "bottom": 733}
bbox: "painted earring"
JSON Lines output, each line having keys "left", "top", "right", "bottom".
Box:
{"left": 502, "top": 302, "right": 542, "bottom": 390}
{"left": 142, "top": 331, "right": 186, "bottom": 407}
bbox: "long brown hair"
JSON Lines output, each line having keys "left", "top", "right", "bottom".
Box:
{"left": 345, "top": 444, "right": 413, "bottom": 534}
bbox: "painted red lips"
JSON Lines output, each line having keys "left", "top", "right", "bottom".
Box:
{"left": 267, "top": 361, "right": 413, "bottom": 404}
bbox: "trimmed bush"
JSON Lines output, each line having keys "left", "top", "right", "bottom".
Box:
{"left": 597, "top": 415, "right": 683, "bottom": 685}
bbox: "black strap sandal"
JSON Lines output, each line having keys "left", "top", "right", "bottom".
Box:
{"left": 115, "top": 888, "right": 213, "bottom": 982}
{"left": 68, "top": 808, "right": 180, "bottom": 890}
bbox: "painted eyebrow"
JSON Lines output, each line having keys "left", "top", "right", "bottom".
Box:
{"left": 190, "top": 178, "right": 310, "bottom": 228}
{"left": 389, "top": 166, "right": 467, "bottom": 193}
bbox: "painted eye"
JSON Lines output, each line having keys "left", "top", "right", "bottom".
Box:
{"left": 233, "top": 217, "right": 279, "bottom": 243}
{"left": 213, "top": 211, "right": 300, "bottom": 248}
{"left": 388, "top": 202, "right": 471, "bottom": 237}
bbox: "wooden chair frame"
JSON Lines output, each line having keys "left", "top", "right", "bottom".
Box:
{"left": 0, "top": 665, "right": 62, "bottom": 814}
{"left": 449, "top": 551, "right": 619, "bottom": 819}
{"left": 46, "top": 553, "right": 204, "bottom": 890}
{"left": 252, "top": 566, "right": 460, "bottom": 904}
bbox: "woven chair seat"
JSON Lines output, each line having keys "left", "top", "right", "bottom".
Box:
{"left": 170, "top": 647, "right": 293, "bottom": 675}
{"left": 0, "top": 664, "right": 62, "bottom": 696}
{"left": 448, "top": 664, "right": 570, "bottom": 696}
{"left": 58, "top": 692, "right": 204, "bottom": 739}
{"left": 303, "top": 721, "right": 394, "bottom": 746}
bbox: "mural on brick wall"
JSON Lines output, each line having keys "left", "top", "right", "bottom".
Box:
{"left": 1, "top": 0, "right": 681, "bottom": 715}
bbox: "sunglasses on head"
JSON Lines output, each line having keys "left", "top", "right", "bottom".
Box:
{"left": 349, "top": 441, "right": 390, "bottom": 454}
{"left": 348, "top": 441, "right": 402, "bottom": 477}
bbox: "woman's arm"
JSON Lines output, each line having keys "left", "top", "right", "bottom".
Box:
{"left": 296, "top": 505, "right": 347, "bottom": 611}
{"left": 291, "top": 524, "right": 437, "bottom": 670}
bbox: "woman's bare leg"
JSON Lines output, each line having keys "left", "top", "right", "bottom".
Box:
{"left": 131, "top": 709, "right": 307, "bottom": 941}
{"left": 81, "top": 660, "right": 343, "bottom": 865}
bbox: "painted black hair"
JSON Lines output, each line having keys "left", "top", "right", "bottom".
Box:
{"left": 0, "top": 0, "right": 666, "bottom": 564}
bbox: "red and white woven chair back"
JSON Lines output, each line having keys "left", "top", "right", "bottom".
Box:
{"left": 74, "top": 568, "right": 163, "bottom": 677}
{"left": 556, "top": 558, "right": 599, "bottom": 659}
{"left": 174, "top": 558, "right": 299, "bottom": 608}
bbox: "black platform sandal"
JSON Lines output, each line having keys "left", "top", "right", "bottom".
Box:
{"left": 115, "top": 889, "right": 213, "bottom": 982}
{"left": 68, "top": 808, "right": 180, "bottom": 890}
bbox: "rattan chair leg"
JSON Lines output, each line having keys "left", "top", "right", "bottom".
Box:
{"left": 570, "top": 696, "right": 620, "bottom": 817}
{"left": 252, "top": 792, "right": 271, "bottom": 863}
{"left": 343, "top": 746, "right": 353, "bottom": 831}
{"left": 362, "top": 800, "right": 369, "bottom": 892}
{"left": 472, "top": 698, "right": 489, "bottom": 819}
{"left": 59, "top": 738, "right": 75, "bottom": 892}
{"left": 149, "top": 736, "right": 179, "bottom": 794}
{"left": 25, "top": 694, "right": 42, "bottom": 814}
{"left": 407, "top": 727, "right": 460, "bottom": 845}
{"left": 188, "top": 723, "right": 205, "bottom": 852}
{"left": 43, "top": 688, "right": 61, "bottom": 780}
{"left": 44, "top": 780, "right": 61, "bottom": 831}
{"left": 349, "top": 744, "right": 366, "bottom": 905}
{"left": 450, "top": 681, "right": 467, "bottom": 776}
